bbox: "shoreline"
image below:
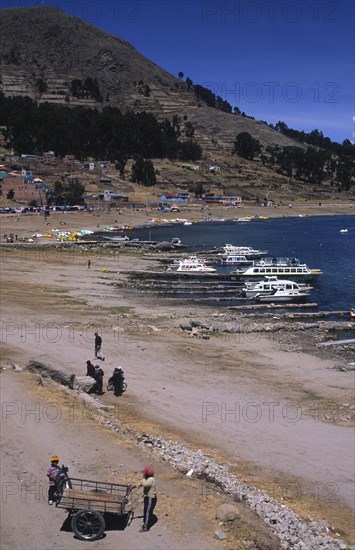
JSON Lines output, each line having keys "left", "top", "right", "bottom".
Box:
{"left": 0, "top": 202, "right": 354, "bottom": 241}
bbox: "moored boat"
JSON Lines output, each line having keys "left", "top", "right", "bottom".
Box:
{"left": 218, "top": 255, "right": 252, "bottom": 266}
{"left": 255, "top": 285, "right": 311, "bottom": 303}
{"left": 243, "top": 276, "right": 313, "bottom": 298}
{"left": 232, "top": 258, "right": 322, "bottom": 280}
{"left": 176, "top": 260, "right": 216, "bottom": 273}
{"left": 217, "top": 244, "right": 268, "bottom": 258}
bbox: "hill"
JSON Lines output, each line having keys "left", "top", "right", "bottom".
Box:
{"left": 0, "top": 6, "right": 354, "bottom": 201}
{"left": 0, "top": 6, "right": 296, "bottom": 151}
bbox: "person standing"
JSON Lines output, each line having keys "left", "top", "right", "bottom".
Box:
{"left": 88, "top": 365, "right": 104, "bottom": 395}
{"left": 88, "top": 259, "right": 91, "bottom": 269}
{"left": 86, "top": 360, "right": 95, "bottom": 378}
{"left": 94, "top": 365, "right": 104, "bottom": 395}
{"left": 94, "top": 332, "right": 104, "bottom": 360}
{"left": 134, "top": 466, "right": 157, "bottom": 532}
{"left": 110, "top": 367, "right": 124, "bottom": 396}
{"left": 47, "top": 455, "right": 61, "bottom": 505}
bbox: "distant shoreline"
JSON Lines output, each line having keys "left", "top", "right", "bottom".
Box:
{"left": 0, "top": 203, "right": 353, "bottom": 242}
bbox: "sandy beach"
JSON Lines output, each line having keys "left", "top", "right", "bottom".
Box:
{"left": 1, "top": 205, "right": 354, "bottom": 549}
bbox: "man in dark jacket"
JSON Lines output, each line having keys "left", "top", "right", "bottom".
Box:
{"left": 111, "top": 367, "right": 124, "bottom": 396}
{"left": 86, "top": 360, "right": 95, "bottom": 378}
{"left": 88, "top": 365, "right": 104, "bottom": 395}
{"left": 94, "top": 332, "right": 104, "bottom": 360}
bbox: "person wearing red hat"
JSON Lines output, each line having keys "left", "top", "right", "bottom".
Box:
{"left": 134, "top": 466, "right": 157, "bottom": 532}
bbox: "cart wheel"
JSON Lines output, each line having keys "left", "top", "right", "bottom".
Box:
{"left": 107, "top": 382, "right": 113, "bottom": 391}
{"left": 71, "top": 510, "right": 105, "bottom": 541}
{"left": 122, "top": 382, "right": 127, "bottom": 392}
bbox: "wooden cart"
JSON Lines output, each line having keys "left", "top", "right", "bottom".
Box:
{"left": 56, "top": 476, "right": 133, "bottom": 541}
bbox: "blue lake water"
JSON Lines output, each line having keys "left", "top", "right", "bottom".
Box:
{"left": 129, "top": 215, "right": 355, "bottom": 311}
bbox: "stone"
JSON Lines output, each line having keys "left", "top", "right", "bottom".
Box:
{"left": 214, "top": 529, "right": 227, "bottom": 540}
{"left": 216, "top": 503, "right": 240, "bottom": 522}
{"left": 25, "top": 354, "right": 74, "bottom": 386}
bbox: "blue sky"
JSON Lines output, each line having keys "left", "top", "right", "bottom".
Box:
{"left": 2, "top": 0, "right": 354, "bottom": 143}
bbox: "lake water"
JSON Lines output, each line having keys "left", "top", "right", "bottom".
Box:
{"left": 129, "top": 215, "right": 355, "bottom": 312}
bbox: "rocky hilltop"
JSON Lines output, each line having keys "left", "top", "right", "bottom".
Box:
{"left": 0, "top": 5, "right": 296, "bottom": 154}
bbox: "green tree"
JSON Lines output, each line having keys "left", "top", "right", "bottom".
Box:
{"left": 337, "top": 159, "right": 353, "bottom": 190}
{"left": 185, "top": 77, "right": 193, "bottom": 91}
{"left": 131, "top": 156, "right": 156, "bottom": 186}
{"left": 178, "top": 71, "right": 184, "bottom": 80}
{"left": 65, "top": 178, "right": 86, "bottom": 205}
{"left": 6, "top": 189, "right": 15, "bottom": 200}
{"left": 115, "top": 154, "right": 128, "bottom": 179}
{"left": 233, "top": 132, "right": 261, "bottom": 160}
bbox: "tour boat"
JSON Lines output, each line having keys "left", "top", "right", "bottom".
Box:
{"left": 232, "top": 258, "right": 322, "bottom": 280}
{"left": 218, "top": 244, "right": 268, "bottom": 258}
{"left": 218, "top": 255, "right": 252, "bottom": 266}
{"left": 243, "top": 276, "right": 313, "bottom": 299}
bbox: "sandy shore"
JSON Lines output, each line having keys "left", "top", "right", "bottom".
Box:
{"left": 0, "top": 201, "right": 354, "bottom": 241}
{"left": 1, "top": 209, "right": 354, "bottom": 548}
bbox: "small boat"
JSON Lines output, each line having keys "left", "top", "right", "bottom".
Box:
{"left": 102, "top": 235, "right": 129, "bottom": 241}
{"left": 217, "top": 244, "right": 268, "bottom": 258}
{"left": 243, "top": 276, "right": 313, "bottom": 298}
{"left": 255, "top": 285, "right": 311, "bottom": 303}
{"left": 350, "top": 309, "right": 355, "bottom": 320}
{"left": 340, "top": 229, "right": 348, "bottom": 233}
{"left": 175, "top": 258, "right": 216, "bottom": 273}
{"left": 237, "top": 217, "right": 252, "bottom": 223}
{"left": 171, "top": 237, "right": 182, "bottom": 245}
{"left": 218, "top": 255, "right": 252, "bottom": 266}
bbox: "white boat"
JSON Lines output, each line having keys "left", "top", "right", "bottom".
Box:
{"left": 218, "top": 255, "right": 252, "bottom": 266}
{"left": 340, "top": 229, "right": 348, "bottom": 233}
{"left": 176, "top": 259, "right": 216, "bottom": 273}
{"left": 255, "top": 285, "right": 311, "bottom": 303}
{"left": 243, "top": 276, "right": 313, "bottom": 298}
{"left": 237, "top": 217, "right": 252, "bottom": 223}
{"left": 102, "top": 235, "right": 129, "bottom": 241}
{"left": 172, "top": 255, "right": 207, "bottom": 265}
{"left": 218, "top": 244, "right": 267, "bottom": 258}
{"left": 232, "top": 259, "right": 322, "bottom": 280}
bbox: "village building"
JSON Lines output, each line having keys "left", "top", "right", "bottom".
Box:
{"left": 1, "top": 174, "right": 48, "bottom": 204}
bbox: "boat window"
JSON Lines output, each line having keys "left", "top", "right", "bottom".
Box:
{"left": 297, "top": 268, "right": 302, "bottom": 273}
{"left": 272, "top": 268, "right": 277, "bottom": 273}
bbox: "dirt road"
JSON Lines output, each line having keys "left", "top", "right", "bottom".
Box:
{"left": 1, "top": 369, "right": 220, "bottom": 550}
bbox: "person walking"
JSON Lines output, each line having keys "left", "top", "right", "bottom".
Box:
{"left": 88, "top": 259, "right": 91, "bottom": 269}
{"left": 94, "top": 332, "right": 104, "bottom": 360}
{"left": 133, "top": 466, "right": 157, "bottom": 532}
{"left": 47, "top": 455, "right": 61, "bottom": 505}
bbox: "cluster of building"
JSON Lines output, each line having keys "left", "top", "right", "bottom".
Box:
{"left": 0, "top": 167, "right": 48, "bottom": 204}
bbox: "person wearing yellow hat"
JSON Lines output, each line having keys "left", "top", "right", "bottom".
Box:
{"left": 132, "top": 466, "right": 157, "bottom": 532}
{"left": 47, "top": 455, "right": 61, "bottom": 505}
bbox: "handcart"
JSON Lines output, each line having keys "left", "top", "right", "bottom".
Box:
{"left": 56, "top": 474, "right": 133, "bottom": 541}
